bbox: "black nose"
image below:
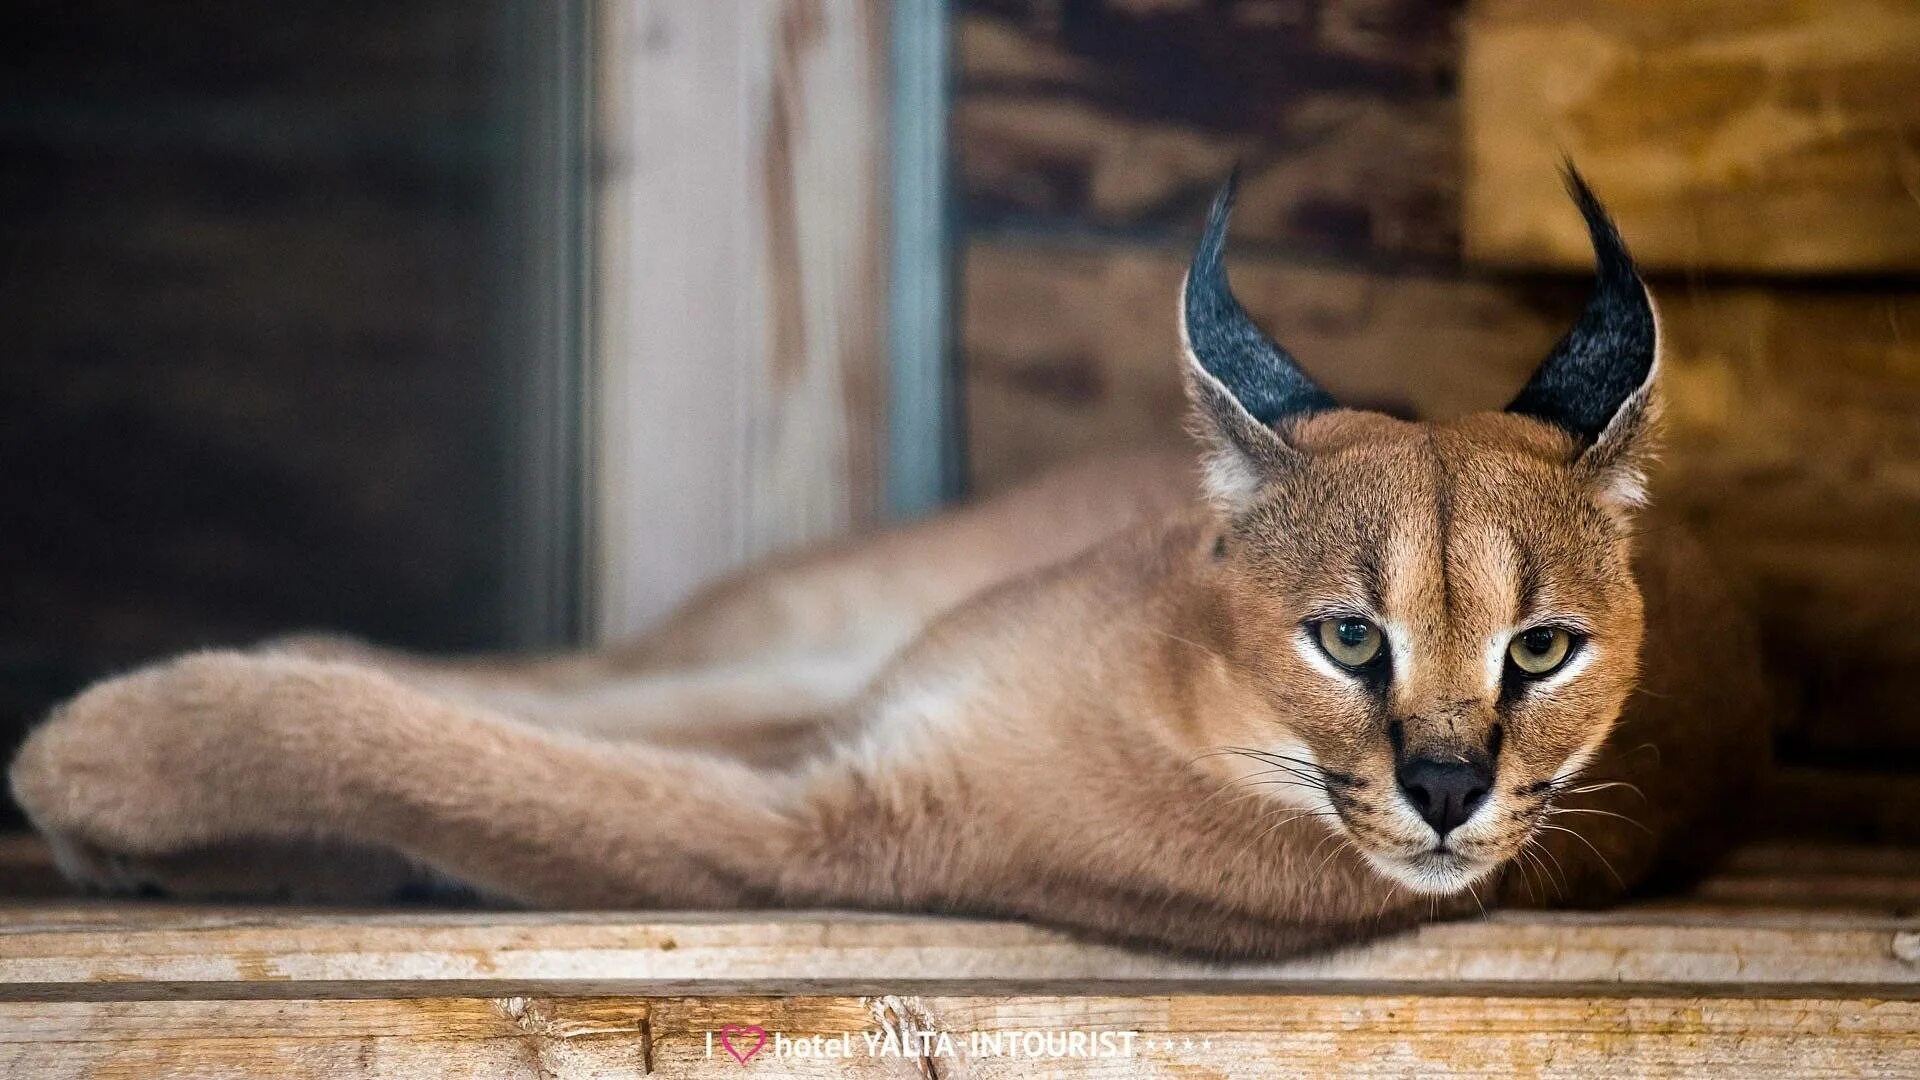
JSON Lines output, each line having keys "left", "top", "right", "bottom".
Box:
{"left": 1395, "top": 758, "right": 1492, "bottom": 838}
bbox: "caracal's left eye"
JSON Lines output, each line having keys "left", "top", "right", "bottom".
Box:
{"left": 1317, "top": 618, "right": 1384, "bottom": 670}
{"left": 1508, "top": 626, "right": 1574, "bottom": 676}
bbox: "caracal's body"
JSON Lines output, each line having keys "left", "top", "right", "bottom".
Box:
{"left": 10, "top": 173, "right": 1768, "bottom": 959}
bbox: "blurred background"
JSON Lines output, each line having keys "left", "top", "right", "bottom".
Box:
{"left": 2, "top": 1, "right": 1918, "bottom": 826}
{"left": 0, "top": 0, "right": 588, "bottom": 797}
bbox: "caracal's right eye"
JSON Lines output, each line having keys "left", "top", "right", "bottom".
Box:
{"left": 1507, "top": 625, "right": 1576, "bottom": 677}
{"left": 1316, "top": 618, "right": 1384, "bottom": 671}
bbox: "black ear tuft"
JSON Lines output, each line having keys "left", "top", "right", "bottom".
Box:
{"left": 1505, "top": 165, "right": 1657, "bottom": 442}
{"left": 1183, "top": 170, "right": 1338, "bottom": 426}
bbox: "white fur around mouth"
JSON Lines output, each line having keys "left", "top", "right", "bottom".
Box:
{"left": 1363, "top": 847, "right": 1497, "bottom": 896}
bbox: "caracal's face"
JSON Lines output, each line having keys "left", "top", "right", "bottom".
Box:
{"left": 1177, "top": 166, "right": 1658, "bottom": 896}
{"left": 1210, "top": 410, "right": 1645, "bottom": 894}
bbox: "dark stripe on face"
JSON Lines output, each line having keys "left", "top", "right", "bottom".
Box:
{"left": 1427, "top": 433, "right": 1456, "bottom": 618}
{"left": 1513, "top": 532, "right": 1544, "bottom": 622}
{"left": 1355, "top": 528, "right": 1387, "bottom": 616}
{"left": 1501, "top": 534, "right": 1547, "bottom": 709}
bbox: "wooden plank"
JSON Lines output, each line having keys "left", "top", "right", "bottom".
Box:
{"left": 0, "top": 997, "right": 655, "bottom": 1080}
{"left": 591, "top": 0, "right": 889, "bottom": 639}
{"left": 3, "top": 994, "right": 1918, "bottom": 1078}
{"left": 5, "top": 831, "right": 1915, "bottom": 913}
{"left": 957, "top": 1, "right": 1463, "bottom": 259}
{"left": 964, "top": 241, "right": 1920, "bottom": 754}
{"left": 1463, "top": 0, "right": 1920, "bottom": 274}
{"left": 0, "top": 900, "right": 1913, "bottom": 999}
{"left": 1, "top": 835, "right": 1915, "bottom": 1072}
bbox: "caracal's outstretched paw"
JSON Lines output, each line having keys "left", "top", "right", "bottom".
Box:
{"left": 8, "top": 651, "right": 308, "bottom": 862}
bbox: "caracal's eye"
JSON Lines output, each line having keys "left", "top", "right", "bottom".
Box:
{"left": 1317, "top": 618, "right": 1384, "bottom": 670}
{"left": 1508, "top": 626, "right": 1574, "bottom": 677}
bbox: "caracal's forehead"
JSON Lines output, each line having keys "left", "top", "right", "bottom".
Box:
{"left": 1231, "top": 409, "right": 1636, "bottom": 640}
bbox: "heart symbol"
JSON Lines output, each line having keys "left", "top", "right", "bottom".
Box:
{"left": 720, "top": 1024, "right": 768, "bottom": 1065}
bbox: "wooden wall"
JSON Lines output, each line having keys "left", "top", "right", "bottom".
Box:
{"left": 958, "top": 0, "right": 1480, "bottom": 484}
{"left": 1463, "top": 0, "right": 1920, "bottom": 274}
{"left": 955, "top": 0, "right": 1920, "bottom": 765}
{"left": 591, "top": 0, "right": 889, "bottom": 641}
{"left": 959, "top": 0, "right": 1461, "bottom": 260}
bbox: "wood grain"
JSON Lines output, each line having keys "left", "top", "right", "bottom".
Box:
{"left": 962, "top": 240, "right": 1571, "bottom": 495}
{"left": 3, "top": 835, "right": 1916, "bottom": 1073}
{"left": 1463, "top": 0, "right": 1920, "bottom": 273}
{"left": 0, "top": 906, "right": 1912, "bottom": 998}
{"left": 957, "top": 1, "right": 1464, "bottom": 259}
{"left": 2, "top": 994, "right": 1918, "bottom": 1078}
{"left": 1, "top": 844, "right": 1916, "bottom": 999}
{"left": 592, "top": 0, "right": 888, "bottom": 639}
{"left": 964, "top": 243, "right": 1920, "bottom": 755}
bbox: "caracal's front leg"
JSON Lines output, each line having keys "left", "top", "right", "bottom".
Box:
{"left": 7, "top": 652, "right": 820, "bottom": 906}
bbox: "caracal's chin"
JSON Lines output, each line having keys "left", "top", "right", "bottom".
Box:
{"left": 1359, "top": 846, "right": 1504, "bottom": 896}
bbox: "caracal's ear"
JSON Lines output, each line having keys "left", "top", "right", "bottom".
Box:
{"left": 1180, "top": 171, "right": 1339, "bottom": 512}
{"left": 1506, "top": 166, "right": 1661, "bottom": 515}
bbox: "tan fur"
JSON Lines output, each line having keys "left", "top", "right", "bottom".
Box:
{"left": 8, "top": 323, "right": 1768, "bottom": 962}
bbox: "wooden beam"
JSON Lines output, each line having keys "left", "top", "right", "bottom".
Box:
{"left": 2, "top": 993, "right": 1918, "bottom": 1078}
{"left": 3, "top": 834, "right": 1916, "bottom": 1073}
{"left": 0, "top": 904, "right": 1913, "bottom": 998}
{"left": 1, "top": 869, "right": 1914, "bottom": 1000}
{"left": 591, "top": 0, "right": 889, "bottom": 639}
{"left": 1463, "top": 0, "right": 1920, "bottom": 274}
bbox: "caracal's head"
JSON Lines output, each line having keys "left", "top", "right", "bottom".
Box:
{"left": 1184, "top": 169, "right": 1659, "bottom": 895}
